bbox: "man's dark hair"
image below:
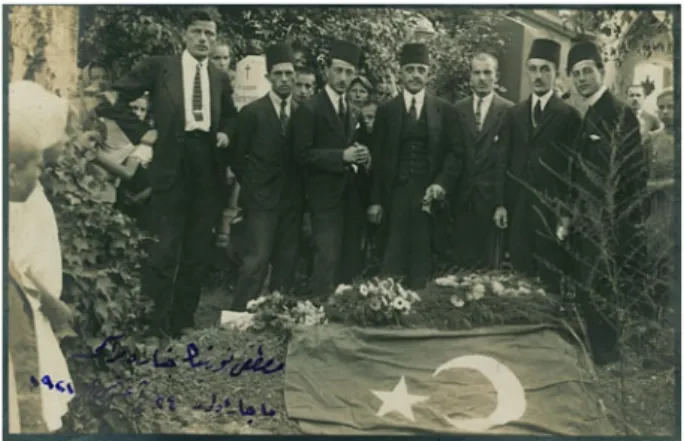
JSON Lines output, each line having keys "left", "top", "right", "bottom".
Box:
{"left": 183, "top": 9, "right": 218, "bottom": 30}
{"left": 296, "top": 67, "right": 316, "bottom": 78}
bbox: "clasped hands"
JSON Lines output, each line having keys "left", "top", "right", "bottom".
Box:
{"left": 343, "top": 143, "right": 371, "bottom": 169}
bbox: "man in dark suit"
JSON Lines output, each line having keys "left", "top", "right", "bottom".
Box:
{"left": 291, "top": 41, "right": 370, "bottom": 296}
{"left": 367, "top": 43, "right": 465, "bottom": 289}
{"left": 452, "top": 53, "right": 513, "bottom": 270}
{"left": 566, "top": 41, "right": 647, "bottom": 365}
{"left": 97, "top": 10, "right": 237, "bottom": 338}
{"left": 230, "top": 44, "right": 303, "bottom": 311}
{"left": 505, "top": 39, "right": 582, "bottom": 293}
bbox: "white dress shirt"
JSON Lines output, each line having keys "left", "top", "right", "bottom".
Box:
{"left": 182, "top": 50, "right": 211, "bottom": 132}
{"left": 269, "top": 90, "right": 291, "bottom": 119}
{"left": 473, "top": 91, "right": 495, "bottom": 124}
{"left": 531, "top": 89, "right": 554, "bottom": 125}
{"left": 325, "top": 84, "right": 346, "bottom": 115}
{"left": 403, "top": 88, "right": 426, "bottom": 119}
{"left": 585, "top": 85, "right": 608, "bottom": 108}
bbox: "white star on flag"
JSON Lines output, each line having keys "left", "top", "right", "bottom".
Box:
{"left": 370, "top": 375, "right": 428, "bottom": 422}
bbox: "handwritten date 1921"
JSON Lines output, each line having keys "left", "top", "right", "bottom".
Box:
{"left": 30, "top": 375, "right": 75, "bottom": 395}
{"left": 192, "top": 394, "right": 276, "bottom": 422}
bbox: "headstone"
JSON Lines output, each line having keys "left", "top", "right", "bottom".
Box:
{"left": 232, "top": 55, "right": 270, "bottom": 111}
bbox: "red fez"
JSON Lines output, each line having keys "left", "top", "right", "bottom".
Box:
{"left": 566, "top": 41, "right": 603, "bottom": 75}
{"left": 528, "top": 38, "right": 561, "bottom": 68}
{"left": 330, "top": 40, "right": 362, "bottom": 67}
{"left": 400, "top": 43, "right": 429, "bottom": 66}
{"left": 265, "top": 43, "right": 295, "bottom": 72}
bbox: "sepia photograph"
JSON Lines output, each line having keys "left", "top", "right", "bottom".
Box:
{"left": 5, "top": 3, "right": 679, "bottom": 437}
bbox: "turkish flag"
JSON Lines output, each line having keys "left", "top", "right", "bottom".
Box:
{"left": 284, "top": 324, "right": 616, "bottom": 435}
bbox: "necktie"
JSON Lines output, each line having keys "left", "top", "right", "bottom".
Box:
{"left": 409, "top": 97, "right": 418, "bottom": 122}
{"left": 338, "top": 95, "right": 346, "bottom": 122}
{"left": 533, "top": 99, "right": 543, "bottom": 128}
{"left": 475, "top": 97, "right": 483, "bottom": 131}
{"left": 193, "top": 62, "right": 203, "bottom": 122}
{"left": 280, "top": 99, "right": 289, "bottom": 134}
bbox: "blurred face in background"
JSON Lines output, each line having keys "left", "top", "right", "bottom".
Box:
{"left": 627, "top": 86, "right": 645, "bottom": 111}
{"left": 400, "top": 63, "right": 429, "bottom": 94}
{"left": 470, "top": 54, "right": 498, "bottom": 97}
{"left": 348, "top": 81, "right": 370, "bottom": 108}
{"left": 183, "top": 20, "right": 217, "bottom": 60}
{"left": 211, "top": 44, "right": 231, "bottom": 72}
{"left": 656, "top": 92, "right": 674, "bottom": 129}
{"left": 327, "top": 59, "right": 356, "bottom": 95}
{"left": 89, "top": 66, "right": 110, "bottom": 90}
{"left": 294, "top": 51, "right": 308, "bottom": 70}
{"left": 526, "top": 58, "right": 556, "bottom": 96}
{"left": 361, "top": 102, "right": 378, "bottom": 132}
{"left": 268, "top": 62, "right": 295, "bottom": 99}
{"left": 9, "top": 147, "right": 43, "bottom": 202}
{"left": 569, "top": 60, "right": 603, "bottom": 98}
{"left": 295, "top": 72, "right": 316, "bottom": 103}
{"left": 129, "top": 97, "right": 149, "bottom": 122}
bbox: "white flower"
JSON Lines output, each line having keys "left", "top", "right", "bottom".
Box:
{"left": 435, "top": 276, "right": 459, "bottom": 288}
{"left": 369, "top": 298, "right": 382, "bottom": 311}
{"left": 367, "top": 283, "right": 380, "bottom": 295}
{"left": 503, "top": 288, "right": 518, "bottom": 297}
{"left": 246, "top": 299, "right": 258, "bottom": 312}
{"left": 335, "top": 284, "right": 353, "bottom": 295}
{"left": 406, "top": 290, "right": 421, "bottom": 303}
{"left": 391, "top": 297, "right": 411, "bottom": 314}
{"left": 536, "top": 288, "right": 547, "bottom": 297}
{"left": 359, "top": 283, "right": 370, "bottom": 297}
{"left": 271, "top": 291, "right": 283, "bottom": 301}
{"left": 396, "top": 283, "right": 408, "bottom": 299}
{"left": 518, "top": 286, "right": 532, "bottom": 295}
{"left": 450, "top": 295, "right": 466, "bottom": 308}
{"left": 491, "top": 281, "right": 505, "bottom": 295}
{"left": 465, "top": 291, "right": 474, "bottom": 301}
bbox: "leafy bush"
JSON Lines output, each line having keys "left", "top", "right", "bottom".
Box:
{"left": 41, "top": 95, "right": 153, "bottom": 342}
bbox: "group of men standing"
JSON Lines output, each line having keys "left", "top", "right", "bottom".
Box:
{"left": 101, "top": 10, "right": 647, "bottom": 366}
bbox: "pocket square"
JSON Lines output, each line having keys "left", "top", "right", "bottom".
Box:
{"left": 589, "top": 134, "right": 601, "bottom": 141}
{"left": 355, "top": 122, "right": 360, "bottom": 130}
{"left": 494, "top": 135, "right": 499, "bottom": 142}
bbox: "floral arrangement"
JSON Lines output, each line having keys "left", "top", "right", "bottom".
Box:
{"left": 247, "top": 291, "right": 327, "bottom": 333}
{"left": 324, "top": 278, "right": 422, "bottom": 327}
{"left": 408, "top": 271, "right": 566, "bottom": 331}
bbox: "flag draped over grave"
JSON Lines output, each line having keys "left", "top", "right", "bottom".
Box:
{"left": 284, "top": 324, "right": 617, "bottom": 435}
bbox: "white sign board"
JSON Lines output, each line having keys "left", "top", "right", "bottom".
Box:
{"left": 232, "top": 55, "right": 271, "bottom": 111}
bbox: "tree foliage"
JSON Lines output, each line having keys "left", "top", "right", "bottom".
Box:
{"left": 79, "top": 6, "right": 507, "bottom": 101}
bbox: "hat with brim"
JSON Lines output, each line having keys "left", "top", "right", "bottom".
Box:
{"left": 330, "top": 40, "right": 362, "bottom": 68}
{"left": 528, "top": 38, "right": 561, "bottom": 68}
{"left": 400, "top": 43, "right": 429, "bottom": 66}
{"left": 265, "top": 43, "right": 295, "bottom": 72}
{"left": 566, "top": 41, "right": 603, "bottom": 75}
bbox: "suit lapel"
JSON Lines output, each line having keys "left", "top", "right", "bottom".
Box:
{"left": 531, "top": 95, "right": 561, "bottom": 141}
{"left": 477, "top": 94, "right": 503, "bottom": 141}
{"left": 208, "top": 63, "right": 221, "bottom": 131}
{"left": 461, "top": 96, "right": 479, "bottom": 138}
{"left": 320, "top": 91, "right": 346, "bottom": 141}
{"left": 163, "top": 55, "right": 184, "bottom": 122}
{"left": 520, "top": 96, "right": 533, "bottom": 144}
{"left": 258, "top": 94, "right": 281, "bottom": 134}
{"left": 425, "top": 93, "right": 441, "bottom": 164}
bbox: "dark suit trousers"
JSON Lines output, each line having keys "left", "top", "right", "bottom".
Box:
{"left": 381, "top": 175, "right": 433, "bottom": 290}
{"left": 231, "top": 201, "right": 301, "bottom": 312}
{"left": 141, "top": 131, "right": 221, "bottom": 333}
{"left": 509, "top": 191, "right": 567, "bottom": 294}
{"left": 310, "top": 174, "right": 365, "bottom": 296}
{"left": 451, "top": 199, "right": 497, "bottom": 270}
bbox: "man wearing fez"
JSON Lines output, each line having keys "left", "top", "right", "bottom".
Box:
{"left": 367, "top": 43, "right": 464, "bottom": 289}
{"left": 566, "top": 41, "right": 646, "bottom": 365}
{"left": 505, "top": 39, "right": 582, "bottom": 293}
{"left": 291, "top": 40, "right": 370, "bottom": 296}
{"left": 452, "top": 52, "right": 513, "bottom": 269}
{"left": 97, "top": 10, "right": 238, "bottom": 338}
{"left": 230, "top": 44, "right": 303, "bottom": 311}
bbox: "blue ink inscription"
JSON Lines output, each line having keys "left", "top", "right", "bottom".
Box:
{"left": 71, "top": 335, "right": 285, "bottom": 376}
{"left": 30, "top": 375, "right": 75, "bottom": 395}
